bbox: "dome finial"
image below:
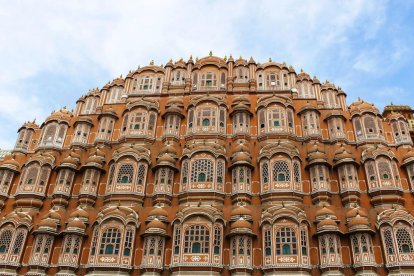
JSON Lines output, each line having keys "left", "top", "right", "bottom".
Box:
{"left": 150, "top": 60, "right": 154, "bottom": 65}
{"left": 209, "top": 50, "right": 213, "bottom": 56}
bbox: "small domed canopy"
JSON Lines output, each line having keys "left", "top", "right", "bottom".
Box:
{"left": 153, "top": 152, "right": 177, "bottom": 171}
{"left": 333, "top": 146, "right": 358, "bottom": 168}
{"left": 0, "top": 156, "right": 21, "bottom": 172}
{"left": 231, "top": 205, "right": 253, "bottom": 217}
{"left": 34, "top": 217, "right": 58, "bottom": 235}
{"left": 162, "top": 97, "right": 185, "bottom": 118}
{"left": 68, "top": 217, "right": 86, "bottom": 229}
{"left": 70, "top": 207, "right": 90, "bottom": 224}
{"left": 228, "top": 218, "right": 255, "bottom": 237}
{"left": 82, "top": 150, "right": 105, "bottom": 170}
{"left": 345, "top": 208, "right": 368, "bottom": 219}
{"left": 402, "top": 149, "right": 414, "bottom": 166}
{"left": 146, "top": 219, "right": 167, "bottom": 231}
{"left": 297, "top": 70, "right": 311, "bottom": 81}
{"left": 57, "top": 152, "right": 81, "bottom": 170}
{"left": 348, "top": 215, "right": 373, "bottom": 233}
{"left": 232, "top": 142, "right": 250, "bottom": 154}
{"left": 297, "top": 102, "right": 320, "bottom": 115}
{"left": 231, "top": 219, "right": 252, "bottom": 230}
{"left": 230, "top": 97, "right": 252, "bottom": 116}
{"left": 109, "top": 76, "right": 125, "bottom": 87}
{"left": 306, "top": 144, "right": 329, "bottom": 167}
{"left": 230, "top": 151, "right": 253, "bottom": 169}
{"left": 148, "top": 206, "right": 169, "bottom": 221}
{"left": 18, "top": 120, "right": 39, "bottom": 131}
{"left": 316, "top": 218, "right": 341, "bottom": 234}
{"left": 349, "top": 100, "right": 380, "bottom": 117}
{"left": 315, "top": 206, "right": 337, "bottom": 221}
{"left": 386, "top": 112, "right": 406, "bottom": 122}
{"left": 143, "top": 219, "right": 168, "bottom": 237}
{"left": 320, "top": 82, "right": 336, "bottom": 91}
{"left": 44, "top": 107, "right": 73, "bottom": 124}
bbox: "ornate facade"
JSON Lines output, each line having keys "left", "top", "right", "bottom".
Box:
{"left": 1, "top": 53, "right": 414, "bottom": 275}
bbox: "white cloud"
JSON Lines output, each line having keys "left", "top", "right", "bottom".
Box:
{"left": 0, "top": 0, "right": 409, "bottom": 148}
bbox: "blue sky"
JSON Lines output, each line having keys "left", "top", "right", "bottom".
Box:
{"left": 0, "top": 0, "right": 413, "bottom": 148}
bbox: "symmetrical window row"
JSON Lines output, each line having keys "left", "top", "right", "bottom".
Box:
{"left": 16, "top": 103, "right": 412, "bottom": 150}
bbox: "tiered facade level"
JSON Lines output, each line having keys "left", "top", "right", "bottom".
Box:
{"left": 2, "top": 54, "right": 414, "bottom": 276}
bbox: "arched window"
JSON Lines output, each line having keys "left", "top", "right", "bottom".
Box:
{"left": 116, "top": 164, "right": 134, "bottom": 184}
{"left": 200, "top": 72, "right": 217, "bottom": 90}
{"left": 328, "top": 117, "right": 345, "bottom": 139}
{"left": 96, "top": 117, "right": 114, "bottom": 141}
{"left": 376, "top": 158, "right": 395, "bottom": 188}
{"left": 17, "top": 163, "right": 51, "bottom": 195}
{"left": 163, "top": 114, "right": 181, "bottom": 136}
{"left": 0, "top": 226, "right": 28, "bottom": 265}
{"left": 383, "top": 228, "right": 395, "bottom": 255}
{"left": 396, "top": 228, "right": 414, "bottom": 253}
{"left": 171, "top": 69, "right": 186, "bottom": 85}
{"left": 106, "top": 86, "right": 122, "bottom": 104}
{"left": 58, "top": 234, "right": 82, "bottom": 266}
{"left": 88, "top": 222, "right": 136, "bottom": 267}
{"left": 54, "top": 169, "right": 75, "bottom": 195}
{"left": 319, "top": 234, "right": 342, "bottom": 267}
{"left": 322, "top": 90, "right": 339, "bottom": 108}
{"left": 184, "top": 225, "right": 210, "bottom": 254}
{"left": 232, "top": 112, "right": 250, "bottom": 135}
{"left": 364, "top": 116, "right": 377, "bottom": 136}
{"left": 135, "top": 74, "right": 163, "bottom": 94}
{"left": 213, "top": 226, "right": 221, "bottom": 254}
{"left": 261, "top": 160, "right": 269, "bottom": 185}
{"left": 106, "top": 160, "right": 147, "bottom": 194}
{"left": 29, "top": 234, "right": 54, "bottom": 264}
{"left": 230, "top": 235, "right": 253, "bottom": 268}
{"left": 276, "top": 227, "right": 297, "bottom": 255}
{"left": 235, "top": 67, "right": 249, "bottom": 83}
{"left": 0, "top": 170, "right": 14, "bottom": 195}
{"left": 72, "top": 123, "right": 90, "bottom": 144}
{"left": 354, "top": 117, "right": 364, "bottom": 141}
{"left": 302, "top": 111, "right": 320, "bottom": 136}
{"left": 122, "top": 109, "right": 158, "bottom": 137}
{"left": 40, "top": 123, "right": 67, "bottom": 148}
{"left": 232, "top": 166, "right": 252, "bottom": 194}
{"left": 338, "top": 164, "right": 359, "bottom": 192}
{"left": 264, "top": 226, "right": 272, "bottom": 256}
{"left": 14, "top": 128, "right": 34, "bottom": 151}
{"left": 297, "top": 81, "right": 314, "bottom": 98}
{"left": 265, "top": 72, "right": 280, "bottom": 90}
{"left": 380, "top": 223, "right": 414, "bottom": 266}
{"left": 82, "top": 96, "right": 98, "bottom": 114}
{"left": 310, "top": 165, "right": 330, "bottom": 192}
{"left": 173, "top": 225, "right": 181, "bottom": 255}
{"left": 190, "top": 159, "right": 214, "bottom": 183}
{"left": 190, "top": 104, "right": 226, "bottom": 134}
{"left": 0, "top": 229, "right": 12, "bottom": 253}
{"left": 80, "top": 168, "right": 100, "bottom": 195}
{"left": 180, "top": 160, "right": 189, "bottom": 191}
{"left": 272, "top": 160, "right": 291, "bottom": 183}
{"left": 154, "top": 167, "right": 174, "bottom": 195}
{"left": 99, "top": 228, "right": 121, "bottom": 255}
{"left": 391, "top": 119, "right": 412, "bottom": 144}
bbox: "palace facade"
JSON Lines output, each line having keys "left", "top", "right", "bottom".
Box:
{"left": 1, "top": 54, "right": 414, "bottom": 276}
